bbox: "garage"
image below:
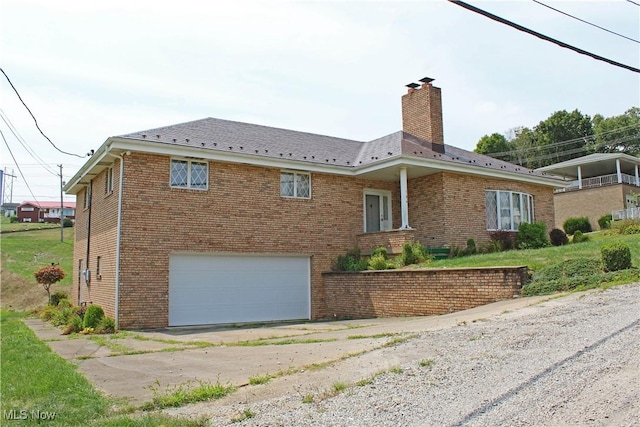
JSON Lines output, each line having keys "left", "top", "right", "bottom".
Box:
{"left": 169, "top": 254, "right": 311, "bottom": 326}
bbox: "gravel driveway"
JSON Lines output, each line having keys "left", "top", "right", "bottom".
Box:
{"left": 169, "top": 283, "right": 640, "bottom": 426}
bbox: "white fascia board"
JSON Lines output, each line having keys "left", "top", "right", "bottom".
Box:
{"left": 354, "top": 155, "right": 565, "bottom": 187}
{"left": 63, "top": 139, "right": 113, "bottom": 194}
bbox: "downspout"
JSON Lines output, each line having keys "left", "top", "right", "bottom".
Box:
{"left": 109, "top": 151, "right": 129, "bottom": 329}
{"left": 84, "top": 180, "right": 93, "bottom": 304}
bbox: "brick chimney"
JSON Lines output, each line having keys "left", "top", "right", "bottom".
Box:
{"left": 401, "top": 78, "right": 444, "bottom": 153}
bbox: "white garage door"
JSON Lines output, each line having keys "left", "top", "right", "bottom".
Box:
{"left": 169, "top": 254, "right": 310, "bottom": 326}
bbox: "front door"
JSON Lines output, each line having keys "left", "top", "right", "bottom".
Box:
{"left": 364, "top": 190, "right": 392, "bottom": 232}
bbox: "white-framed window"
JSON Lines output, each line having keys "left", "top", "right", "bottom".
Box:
{"left": 280, "top": 171, "right": 311, "bottom": 199}
{"left": 486, "top": 190, "right": 534, "bottom": 231}
{"left": 20, "top": 207, "right": 34, "bottom": 212}
{"left": 105, "top": 167, "right": 114, "bottom": 194}
{"left": 83, "top": 186, "right": 90, "bottom": 210}
{"left": 170, "top": 159, "right": 208, "bottom": 190}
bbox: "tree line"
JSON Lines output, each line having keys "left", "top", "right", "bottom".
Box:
{"left": 474, "top": 107, "right": 640, "bottom": 169}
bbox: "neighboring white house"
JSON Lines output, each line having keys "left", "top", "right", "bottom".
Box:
{"left": 537, "top": 153, "right": 640, "bottom": 229}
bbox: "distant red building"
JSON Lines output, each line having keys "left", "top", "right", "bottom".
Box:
{"left": 17, "top": 201, "right": 76, "bottom": 223}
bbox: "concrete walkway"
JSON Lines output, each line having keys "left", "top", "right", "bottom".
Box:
{"left": 27, "top": 294, "right": 557, "bottom": 405}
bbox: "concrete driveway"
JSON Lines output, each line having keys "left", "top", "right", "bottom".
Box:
{"left": 27, "top": 295, "right": 553, "bottom": 405}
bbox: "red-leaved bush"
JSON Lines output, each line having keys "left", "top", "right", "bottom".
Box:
{"left": 34, "top": 265, "right": 66, "bottom": 304}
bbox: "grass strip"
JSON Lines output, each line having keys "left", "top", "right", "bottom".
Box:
{"left": 0, "top": 311, "right": 206, "bottom": 426}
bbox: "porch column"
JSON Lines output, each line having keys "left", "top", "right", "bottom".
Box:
{"left": 635, "top": 164, "right": 639, "bottom": 186}
{"left": 616, "top": 159, "right": 622, "bottom": 183}
{"left": 399, "top": 167, "right": 411, "bottom": 229}
{"left": 577, "top": 165, "right": 582, "bottom": 189}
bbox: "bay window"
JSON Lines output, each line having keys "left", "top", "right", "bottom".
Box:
{"left": 486, "top": 190, "right": 534, "bottom": 231}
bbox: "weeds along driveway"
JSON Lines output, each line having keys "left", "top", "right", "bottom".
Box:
{"left": 27, "top": 295, "right": 552, "bottom": 405}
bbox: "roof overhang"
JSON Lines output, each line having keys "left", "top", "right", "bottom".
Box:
{"left": 64, "top": 137, "right": 566, "bottom": 194}
{"left": 536, "top": 153, "right": 640, "bottom": 179}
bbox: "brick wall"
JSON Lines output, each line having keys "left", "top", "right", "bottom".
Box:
{"left": 73, "top": 159, "right": 120, "bottom": 321}
{"left": 409, "top": 172, "right": 555, "bottom": 248}
{"left": 554, "top": 184, "right": 627, "bottom": 230}
{"left": 115, "top": 152, "right": 399, "bottom": 329}
{"left": 356, "top": 229, "right": 417, "bottom": 255}
{"left": 323, "top": 266, "right": 527, "bottom": 319}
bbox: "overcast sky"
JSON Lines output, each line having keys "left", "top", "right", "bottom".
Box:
{"left": 1, "top": 0, "right": 638, "bottom": 204}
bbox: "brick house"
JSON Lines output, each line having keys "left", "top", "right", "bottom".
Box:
{"left": 537, "top": 153, "right": 640, "bottom": 230}
{"left": 64, "top": 79, "right": 562, "bottom": 329}
{"left": 17, "top": 201, "right": 76, "bottom": 223}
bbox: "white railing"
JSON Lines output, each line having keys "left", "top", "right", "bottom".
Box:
{"left": 556, "top": 173, "right": 639, "bottom": 193}
{"left": 612, "top": 207, "right": 640, "bottom": 221}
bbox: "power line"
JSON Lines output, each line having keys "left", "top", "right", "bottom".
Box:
{"left": 448, "top": 0, "right": 640, "bottom": 73}
{"left": 488, "top": 123, "right": 640, "bottom": 157}
{"left": 532, "top": 0, "right": 639, "bottom": 44}
{"left": 626, "top": 0, "right": 640, "bottom": 6}
{"left": 0, "top": 110, "right": 58, "bottom": 176}
{"left": 0, "top": 129, "right": 41, "bottom": 205}
{"left": 0, "top": 67, "right": 87, "bottom": 158}
{"left": 486, "top": 125, "right": 640, "bottom": 159}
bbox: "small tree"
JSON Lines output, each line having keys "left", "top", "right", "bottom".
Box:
{"left": 34, "top": 265, "right": 66, "bottom": 305}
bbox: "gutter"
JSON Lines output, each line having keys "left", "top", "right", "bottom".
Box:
{"left": 107, "top": 150, "right": 129, "bottom": 330}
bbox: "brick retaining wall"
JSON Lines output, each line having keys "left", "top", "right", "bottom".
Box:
{"left": 323, "top": 266, "right": 528, "bottom": 319}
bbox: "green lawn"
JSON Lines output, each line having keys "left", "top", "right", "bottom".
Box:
{"left": 1, "top": 228, "right": 74, "bottom": 286}
{"left": 0, "top": 215, "right": 63, "bottom": 231}
{"left": 0, "top": 311, "right": 205, "bottom": 426}
{"left": 427, "top": 232, "right": 640, "bottom": 273}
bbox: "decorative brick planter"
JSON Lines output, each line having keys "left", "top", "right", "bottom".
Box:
{"left": 323, "top": 266, "right": 528, "bottom": 319}
{"left": 356, "top": 229, "right": 417, "bottom": 255}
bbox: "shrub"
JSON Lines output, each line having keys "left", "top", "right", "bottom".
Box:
{"left": 335, "top": 249, "right": 368, "bottom": 271}
{"left": 83, "top": 305, "right": 105, "bottom": 329}
{"left": 517, "top": 222, "right": 549, "bottom": 249}
{"left": 490, "top": 230, "right": 515, "bottom": 251}
{"left": 34, "top": 265, "right": 66, "bottom": 304}
{"left": 368, "top": 254, "right": 388, "bottom": 270}
{"left": 50, "top": 291, "right": 69, "bottom": 306}
{"left": 95, "top": 316, "right": 116, "bottom": 334}
{"left": 40, "top": 305, "right": 58, "bottom": 321}
{"left": 597, "top": 214, "right": 612, "bottom": 230}
{"left": 53, "top": 306, "right": 75, "bottom": 326}
{"left": 401, "top": 243, "right": 417, "bottom": 265}
{"left": 549, "top": 228, "right": 568, "bottom": 246}
{"left": 572, "top": 230, "right": 589, "bottom": 243}
{"left": 57, "top": 298, "right": 73, "bottom": 308}
{"left": 616, "top": 219, "right": 640, "bottom": 235}
{"left": 563, "top": 217, "right": 592, "bottom": 235}
{"left": 74, "top": 305, "right": 87, "bottom": 319}
{"left": 9, "top": 215, "right": 18, "bottom": 223}
{"left": 371, "top": 247, "right": 388, "bottom": 259}
{"left": 401, "top": 242, "right": 430, "bottom": 266}
{"left": 481, "top": 240, "right": 504, "bottom": 253}
{"left": 464, "top": 239, "right": 476, "bottom": 255}
{"left": 601, "top": 242, "right": 632, "bottom": 272}
{"left": 62, "top": 314, "right": 84, "bottom": 335}
{"left": 62, "top": 218, "right": 74, "bottom": 227}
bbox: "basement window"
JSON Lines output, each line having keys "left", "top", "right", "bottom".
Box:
{"left": 485, "top": 190, "right": 534, "bottom": 231}
{"left": 96, "top": 256, "right": 102, "bottom": 280}
{"left": 170, "top": 159, "right": 208, "bottom": 190}
{"left": 280, "top": 171, "right": 311, "bottom": 199}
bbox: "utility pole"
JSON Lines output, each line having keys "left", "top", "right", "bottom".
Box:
{"left": 59, "top": 164, "right": 64, "bottom": 242}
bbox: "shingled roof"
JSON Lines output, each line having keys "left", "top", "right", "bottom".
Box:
{"left": 117, "top": 117, "right": 549, "bottom": 178}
